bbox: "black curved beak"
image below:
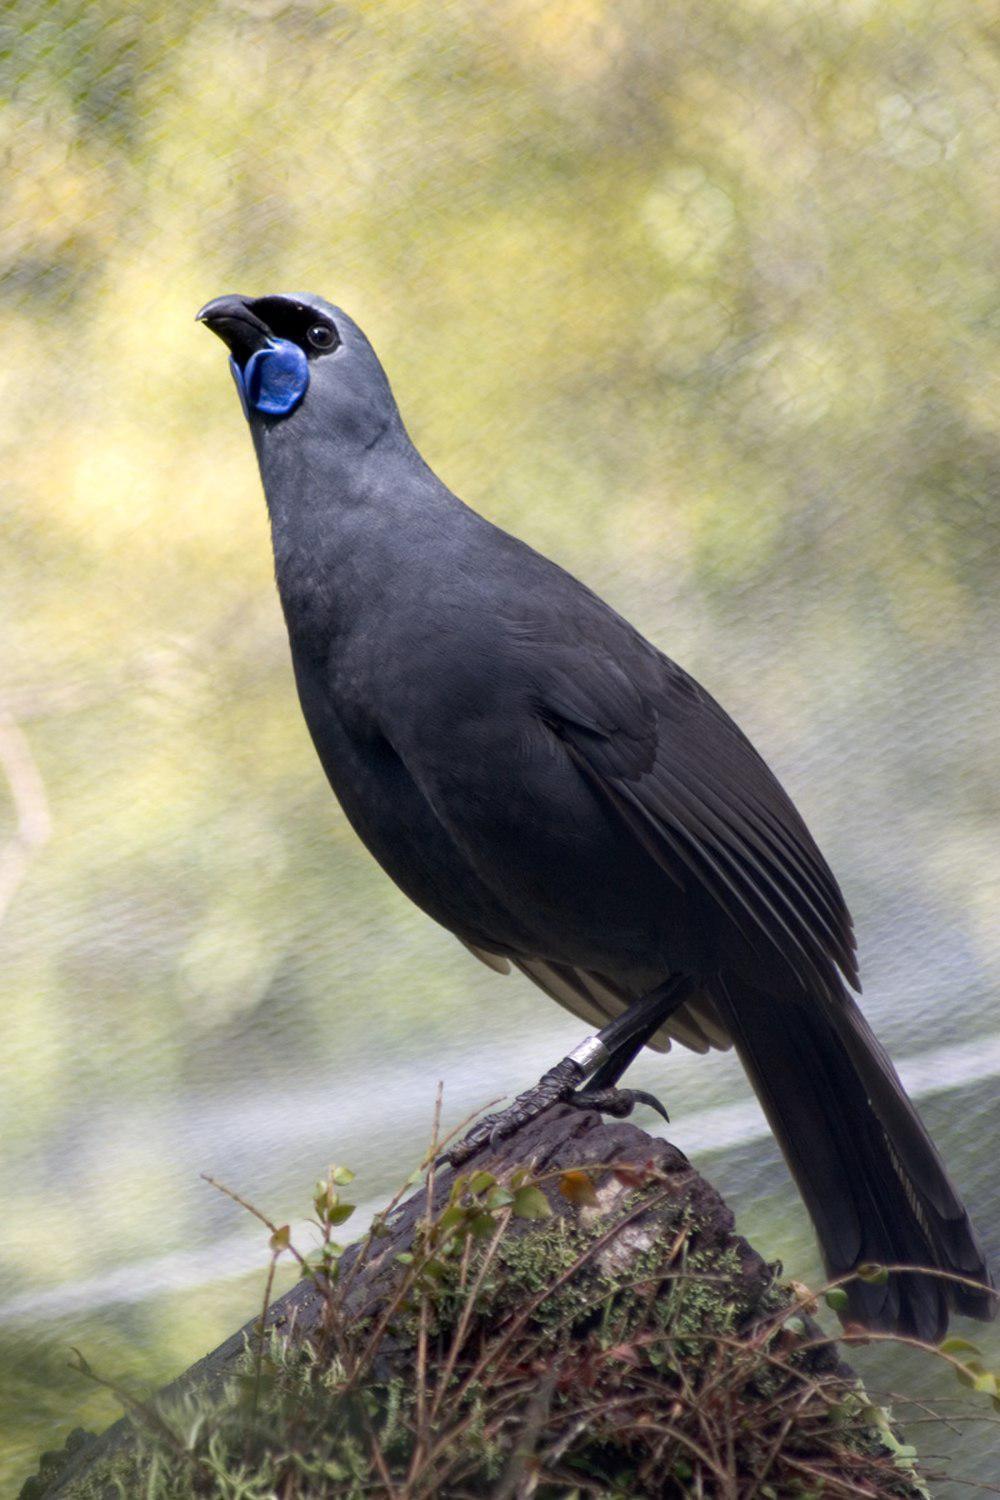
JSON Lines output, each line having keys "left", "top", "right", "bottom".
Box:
{"left": 196, "top": 294, "right": 272, "bottom": 365}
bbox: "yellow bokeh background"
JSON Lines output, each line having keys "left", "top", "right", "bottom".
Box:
{"left": 1, "top": 0, "right": 998, "bottom": 1489}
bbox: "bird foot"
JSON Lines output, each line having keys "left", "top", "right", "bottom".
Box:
{"left": 445, "top": 1057, "right": 585, "bottom": 1168}
{"left": 444, "top": 1064, "right": 670, "bottom": 1169}
{"left": 567, "top": 1085, "right": 670, "bottom": 1124}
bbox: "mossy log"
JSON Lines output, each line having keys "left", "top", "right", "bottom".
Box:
{"left": 29, "top": 1107, "right": 926, "bottom": 1498}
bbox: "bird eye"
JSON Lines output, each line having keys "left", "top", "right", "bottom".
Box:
{"left": 307, "top": 323, "right": 337, "bottom": 351}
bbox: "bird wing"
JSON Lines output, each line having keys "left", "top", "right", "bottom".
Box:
{"left": 530, "top": 621, "right": 859, "bottom": 1007}
{"left": 462, "top": 941, "right": 732, "bottom": 1053}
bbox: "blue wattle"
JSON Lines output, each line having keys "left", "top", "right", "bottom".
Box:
{"left": 229, "top": 339, "right": 310, "bottom": 419}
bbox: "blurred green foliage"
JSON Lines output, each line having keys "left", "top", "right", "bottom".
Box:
{"left": 1, "top": 0, "right": 998, "bottom": 1491}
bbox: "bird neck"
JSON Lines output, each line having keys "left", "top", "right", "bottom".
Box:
{"left": 251, "top": 418, "right": 462, "bottom": 655}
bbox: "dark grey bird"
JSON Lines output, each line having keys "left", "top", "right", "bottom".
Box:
{"left": 197, "top": 290, "right": 994, "bottom": 1340}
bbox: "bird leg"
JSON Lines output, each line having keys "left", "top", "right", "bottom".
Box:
{"left": 568, "top": 1030, "right": 670, "bottom": 1123}
{"left": 445, "top": 977, "right": 694, "bottom": 1167}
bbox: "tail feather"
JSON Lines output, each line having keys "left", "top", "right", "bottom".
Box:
{"left": 711, "top": 978, "right": 995, "bottom": 1340}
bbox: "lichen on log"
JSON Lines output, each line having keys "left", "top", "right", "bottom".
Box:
{"left": 28, "top": 1107, "right": 927, "bottom": 1499}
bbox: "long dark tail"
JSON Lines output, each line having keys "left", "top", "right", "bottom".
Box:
{"left": 711, "top": 978, "right": 995, "bottom": 1340}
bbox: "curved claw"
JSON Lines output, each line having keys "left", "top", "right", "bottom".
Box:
{"left": 569, "top": 1085, "right": 670, "bottom": 1124}
{"left": 629, "top": 1088, "right": 670, "bottom": 1123}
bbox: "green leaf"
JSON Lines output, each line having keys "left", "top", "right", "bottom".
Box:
{"left": 327, "top": 1203, "right": 355, "bottom": 1226}
{"left": 954, "top": 1360, "right": 983, "bottom": 1389}
{"left": 825, "top": 1288, "right": 850, "bottom": 1314}
{"left": 468, "top": 1170, "right": 496, "bottom": 1195}
{"left": 269, "top": 1224, "right": 291, "bottom": 1253}
{"left": 512, "top": 1186, "right": 552, "bottom": 1220}
{"left": 330, "top": 1165, "right": 355, "bottom": 1186}
{"left": 436, "top": 1204, "right": 468, "bottom": 1238}
{"left": 940, "top": 1337, "right": 982, "bottom": 1357}
{"left": 485, "top": 1186, "right": 514, "bottom": 1210}
{"left": 314, "top": 1186, "right": 338, "bottom": 1216}
{"left": 857, "top": 1263, "right": 889, "bottom": 1285}
{"left": 470, "top": 1212, "right": 497, "bottom": 1239}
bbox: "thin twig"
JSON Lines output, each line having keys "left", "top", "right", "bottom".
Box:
{"left": 744, "top": 1383, "right": 817, "bottom": 1499}
{"left": 251, "top": 1251, "right": 280, "bottom": 1423}
{"left": 200, "top": 1175, "right": 308, "bottom": 1271}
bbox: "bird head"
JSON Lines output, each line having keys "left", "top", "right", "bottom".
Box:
{"left": 196, "top": 292, "right": 400, "bottom": 448}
